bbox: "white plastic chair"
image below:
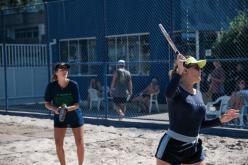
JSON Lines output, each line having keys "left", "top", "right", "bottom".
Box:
{"left": 88, "top": 88, "right": 104, "bottom": 111}
{"left": 149, "top": 90, "right": 160, "bottom": 114}
{"left": 239, "top": 97, "right": 248, "bottom": 128}
{"left": 206, "top": 95, "right": 230, "bottom": 119}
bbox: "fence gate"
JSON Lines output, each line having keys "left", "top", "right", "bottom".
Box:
{"left": 0, "top": 43, "right": 48, "bottom": 112}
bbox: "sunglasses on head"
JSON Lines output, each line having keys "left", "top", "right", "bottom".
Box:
{"left": 57, "top": 66, "right": 69, "bottom": 70}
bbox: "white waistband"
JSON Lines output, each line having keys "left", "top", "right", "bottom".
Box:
{"left": 167, "top": 129, "right": 198, "bottom": 143}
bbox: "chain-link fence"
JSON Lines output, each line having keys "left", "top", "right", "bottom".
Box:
{"left": 0, "top": 0, "right": 248, "bottom": 128}
{"left": 0, "top": 2, "right": 49, "bottom": 116}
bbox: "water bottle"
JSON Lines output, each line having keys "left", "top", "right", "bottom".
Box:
{"left": 59, "top": 104, "right": 67, "bottom": 122}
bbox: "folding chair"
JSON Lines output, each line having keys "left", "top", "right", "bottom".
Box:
{"left": 239, "top": 97, "right": 248, "bottom": 128}
{"left": 88, "top": 88, "right": 104, "bottom": 111}
{"left": 148, "top": 90, "right": 160, "bottom": 114}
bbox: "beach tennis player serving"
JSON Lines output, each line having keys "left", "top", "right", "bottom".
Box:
{"left": 155, "top": 24, "right": 239, "bottom": 165}
{"left": 44, "top": 63, "right": 85, "bottom": 165}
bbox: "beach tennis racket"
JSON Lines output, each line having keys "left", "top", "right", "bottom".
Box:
{"left": 159, "top": 23, "right": 180, "bottom": 55}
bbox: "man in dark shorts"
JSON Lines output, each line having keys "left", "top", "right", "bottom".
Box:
{"left": 110, "top": 60, "right": 133, "bottom": 120}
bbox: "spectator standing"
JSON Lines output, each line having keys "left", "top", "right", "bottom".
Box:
{"left": 110, "top": 60, "right": 133, "bottom": 120}
{"left": 207, "top": 60, "right": 225, "bottom": 102}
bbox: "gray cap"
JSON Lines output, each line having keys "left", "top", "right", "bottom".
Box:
{"left": 152, "top": 78, "right": 158, "bottom": 83}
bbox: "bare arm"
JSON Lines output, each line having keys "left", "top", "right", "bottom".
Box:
{"left": 211, "top": 76, "right": 225, "bottom": 83}
{"left": 110, "top": 71, "right": 117, "bottom": 96}
{"left": 45, "top": 101, "right": 79, "bottom": 113}
{"left": 44, "top": 101, "right": 59, "bottom": 114}
{"left": 128, "top": 77, "right": 133, "bottom": 95}
{"left": 142, "top": 85, "right": 150, "bottom": 94}
{"left": 219, "top": 109, "right": 239, "bottom": 123}
{"left": 201, "top": 109, "right": 239, "bottom": 128}
{"left": 66, "top": 103, "right": 79, "bottom": 112}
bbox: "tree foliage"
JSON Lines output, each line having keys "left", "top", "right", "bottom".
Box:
{"left": 212, "top": 10, "right": 248, "bottom": 58}
{"left": 0, "top": 0, "right": 34, "bottom": 10}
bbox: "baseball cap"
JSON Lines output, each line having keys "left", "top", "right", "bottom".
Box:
{"left": 117, "top": 60, "right": 125, "bottom": 66}
{"left": 184, "top": 56, "right": 206, "bottom": 69}
{"left": 152, "top": 78, "right": 158, "bottom": 83}
{"left": 54, "top": 62, "right": 70, "bottom": 71}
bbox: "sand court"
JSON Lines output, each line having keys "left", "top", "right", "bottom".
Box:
{"left": 0, "top": 115, "right": 247, "bottom": 165}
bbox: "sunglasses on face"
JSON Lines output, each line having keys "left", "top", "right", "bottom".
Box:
{"left": 184, "top": 64, "right": 201, "bottom": 71}
{"left": 239, "top": 81, "right": 245, "bottom": 85}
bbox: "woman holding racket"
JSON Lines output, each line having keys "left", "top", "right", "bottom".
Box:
{"left": 44, "top": 63, "right": 84, "bottom": 165}
{"left": 155, "top": 55, "right": 239, "bottom": 165}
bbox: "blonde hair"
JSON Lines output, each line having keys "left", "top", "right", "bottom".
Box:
{"left": 169, "top": 65, "right": 178, "bottom": 80}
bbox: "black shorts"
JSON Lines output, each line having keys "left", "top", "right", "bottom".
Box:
{"left": 113, "top": 97, "right": 127, "bottom": 104}
{"left": 54, "top": 109, "right": 84, "bottom": 128}
{"left": 155, "top": 133, "right": 205, "bottom": 164}
{"left": 142, "top": 94, "right": 150, "bottom": 98}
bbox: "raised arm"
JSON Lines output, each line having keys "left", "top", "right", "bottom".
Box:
{"left": 165, "top": 54, "right": 186, "bottom": 98}
{"left": 110, "top": 71, "right": 117, "bottom": 96}
{"left": 128, "top": 75, "right": 133, "bottom": 96}
{"left": 165, "top": 74, "right": 181, "bottom": 98}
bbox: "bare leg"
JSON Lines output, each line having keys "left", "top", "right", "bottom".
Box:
{"left": 54, "top": 127, "right": 67, "bottom": 165}
{"left": 143, "top": 96, "right": 150, "bottom": 112}
{"left": 115, "top": 103, "right": 125, "bottom": 120}
{"left": 157, "top": 158, "right": 206, "bottom": 165}
{"left": 132, "top": 96, "right": 142, "bottom": 102}
{"left": 120, "top": 103, "right": 126, "bottom": 114}
{"left": 72, "top": 126, "right": 84, "bottom": 165}
{"left": 182, "top": 160, "right": 206, "bottom": 165}
{"left": 132, "top": 96, "right": 145, "bottom": 112}
{"left": 156, "top": 159, "right": 171, "bottom": 165}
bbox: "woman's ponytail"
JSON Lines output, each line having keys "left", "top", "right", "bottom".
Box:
{"left": 52, "top": 73, "right": 57, "bottom": 81}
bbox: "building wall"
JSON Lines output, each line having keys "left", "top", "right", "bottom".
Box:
{"left": 1, "top": 0, "right": 247, "bottom": 103}
{"left": 45, "top": 0, "right": 173, "bottom": 101}
{"left": 44, "top": 0, "right": 248, "bottom": 102}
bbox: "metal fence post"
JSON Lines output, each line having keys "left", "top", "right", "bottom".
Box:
{"left": 103, "top": 62, "right": 109, "bottom": 119}
{"left": 2, "top": 10, "right": 8, "bottom": 112}
{"left": 44, "top": 2, "right": 52, "bottom": 117}
{"left": 102, "top": 0, "right": 108, "bottom": 119}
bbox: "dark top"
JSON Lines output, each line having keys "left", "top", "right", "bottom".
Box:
{"left": 165, "top": 74, "right": 221, "bottom": 137}
{"left": 44, "top": 80, "right": 80, "bottom": 107}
